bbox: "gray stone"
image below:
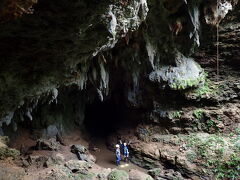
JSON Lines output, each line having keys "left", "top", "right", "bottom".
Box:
{"left": 107, "top": 169, "right": 129, "bottom": 180}
{"left": 46, "top": 125, "right": 59, "bottom": 138}
{"left": 65, "top": 160, "right": 92, "bottom": 174}
{"left": 71, "top": 144, "right": 87, "bottom": 154}
{"left": 36, "top": 138, "right": 60, "bottom": 151}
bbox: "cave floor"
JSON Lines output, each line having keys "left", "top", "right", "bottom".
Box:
{"left": 61, "top": 131, "right": 147, "bottom": 172}
{"left": 89, "top": 137, "right": 147, "bottom": 172}
{"left": 9, "top": 128, "right": 147, "bottom": 178}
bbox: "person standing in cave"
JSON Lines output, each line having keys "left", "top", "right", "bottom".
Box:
{"left": 123, "top": 142, "right": 129, "bottom": 162}
{"left": 115, "top": 144, "right": 121, "bottom": 166}
{"left": 119, "top": 139, "right": 124, "bottom": 154}
{"left": 119, "top": 140, "right": 130, "bottom": 162}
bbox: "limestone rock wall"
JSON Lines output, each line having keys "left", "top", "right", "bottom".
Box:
{"left": 0, "top": 0, "right": 239, "bottom": 135}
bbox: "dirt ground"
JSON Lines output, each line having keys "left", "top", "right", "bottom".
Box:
{"left": 89, "top": 137, "right": 147, "bottom": 172}
{"left": 8, "top": 128, "right": 147, "bottom": 178}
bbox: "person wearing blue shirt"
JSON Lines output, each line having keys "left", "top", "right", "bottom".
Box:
{"left": 123, "top": 142, "right": 129, "bottom": 162}
{"left": 115, "top": 144, "right": 121, "bottom": 166}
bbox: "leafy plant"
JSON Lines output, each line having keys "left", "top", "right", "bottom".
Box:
{"left": 108, "top": 170, "right": 129, "bottom": 180}
{"left": 185, "top": 73, "right": 218, "bottom": 98}
{"left": 193, "top": 109, "right": 204, "bottom": 119}
{"left": 235, "top": 128, "right": 240, "bottom": 135}
{"left": 196, "top": 81, "right": 213, "bottom": 97}
{"left": 213, "top": 153, "right": 240, "bottom": 179}
{"left": 186, "top": 133, "right": 240, "bottom": 179}
{"left": 206, "top": 119, "right": 219, "bottom": 132}
{"left": 170, "top": 111, "right": 183, "bottom": 119}
{"left": 186, "top": 151, "right": 197, "bottom": 162}
{"left": 216, "top": 115, "right": 222, "bottom": 121}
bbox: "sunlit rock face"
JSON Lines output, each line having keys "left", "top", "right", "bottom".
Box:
{"left": 0, "top": 0, "right": 238, "bottom": 132}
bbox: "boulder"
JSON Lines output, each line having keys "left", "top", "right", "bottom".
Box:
{"left": 65, "top": 159, "right": 92, "bottom": 174}
{"left": 70, "top": 144, "right": 95, "bottom": 163}
{"left": 71, "top": 144, "right": 87, "bottom": 154}
{"left": 129, "top": 169, "right": 153, "bottom": 180}
{"left": 35, "top": 138, "right": 60, "bottom": 151}
{"left": 108, "top": 169, "right": 129, "bottom": 180}
{"left": 44, "top": 165, "right": 72, "bottom": 180}
{"left": 148, "top": 168, "right": 184, "bottom": 180}
{"left": 148, "top": 168, "right": 162, "bottom": 178}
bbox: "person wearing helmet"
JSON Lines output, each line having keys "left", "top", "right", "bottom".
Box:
{"left": 119, "top": 140, "right": 124, "bottom": 154}
{"left": 123, "top": 142, "right": 129, "bottom": 162}
{"left": 115, "top": 144, "right": 121, "bottom": 166}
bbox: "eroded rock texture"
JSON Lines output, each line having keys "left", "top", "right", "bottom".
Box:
{"left": 0, "top": 0, "right": 236, "bottom": 128}
{"left": 0, "top": 0, "right": 240, "bottom": 179}
{"left": 0, "top": 0, "right": 148, "bottom": 126}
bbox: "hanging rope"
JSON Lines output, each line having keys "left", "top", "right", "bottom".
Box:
{"left": 216, "top": 0, "right": 220, "bottom": 81}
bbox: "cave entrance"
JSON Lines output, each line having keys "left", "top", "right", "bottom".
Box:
{"left": 84, "top": 96, "right": 125, "bottom": 138}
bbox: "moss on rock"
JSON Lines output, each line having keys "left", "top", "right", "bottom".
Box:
{"left": 0, "top": 136, "right": 20, "bottom": 160}
{"left": 0, "top": 147, "right": 20, "bottom": 160}
{"left": 108, "top": 170, "right": 129, "bottom": 180}
{"left": 148, "top": 168, "right": 161, "bottom": 178}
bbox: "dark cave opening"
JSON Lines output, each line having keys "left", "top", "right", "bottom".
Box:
{"left": 84, "top": 97, "right": 125, "bottom": 138}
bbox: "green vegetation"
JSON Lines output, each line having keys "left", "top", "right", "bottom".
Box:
{"left": 148, "top": 168, "right": 161, "bottom": 178}
{"left": 232, "top": 134, "right": 240, "bottom": 150}
{"left": 216, "top": 115, "right": 222, "bottom": 121}
{"left": 193, "top": 109, "right": 204, "bottom": 119}
{"left": 170, "top": 111, "right": 183, "bottom": 119}
{"left": 146, "top": 176, "right": 154, "bottom": 180}
{"left": 193, "top": 112, "right": 222, "bottom": 132}
{"left": 77, "top": 172, "right": 95, "bottom": 179}
{"left": 108, "top": 170, "right": 129, "bottom": 180}
{"left": 186, "top": 134, "right": 226, "bottom": 158}
{"left": 186, "top": 151, "right": 197, "bottom": 163}
{"left": 211, "top": 153, "right": 240, "bottom": 180}
{"left": 0, "top": 136, "right": 20, "bottom": 160}
{"left": 0, "top": 147, "right": 20, "bottom": 160}
{"left": 184, "top": 73, "right": 218, "bottom": 98}
{"left": 194, "top": 79, "right": 215, "bottom": 97}
{"left": 170, "top": 75, "right": 205, "bottom": 90}
{"left": 235, "top": 128, "right": 240, "bottom": 134}
{"left": 186, "top": 133, "right": 240, "bottom": 179}
{"left": 205, "top": 119, "right": 219, "bottom": 132}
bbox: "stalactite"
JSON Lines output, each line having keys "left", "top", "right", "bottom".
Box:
{"left": 108, "top": 5, "right": 117, "bottom": 38}
{"left": 0, "top": 111, "right": 14, "bottom": 127}
{"left": 48, "top": 88, "right": 58, "bottom": 104}
{"left": 25, "top": 108, "right": 33, "bottom": 121}
{"left": 145, "top": 37, "right": 157, "bottom": 70}
{"left": 187, "top": 1, "right": 201, "bottom": 47}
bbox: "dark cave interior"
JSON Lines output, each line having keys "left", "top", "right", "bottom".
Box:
{"left": 84, "top": 97, "right": 125, "bottom": 138}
